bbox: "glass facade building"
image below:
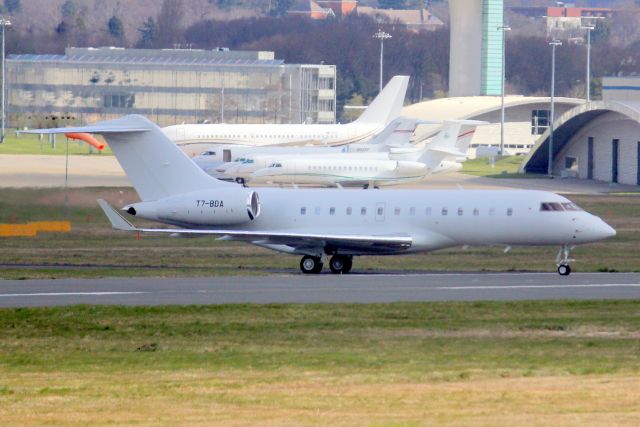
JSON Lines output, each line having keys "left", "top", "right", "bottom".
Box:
{"left": 7, "top": 47, "right": 336, "bottom": 128}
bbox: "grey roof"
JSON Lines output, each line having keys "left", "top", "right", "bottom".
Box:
{"left": 521, "top": 101, "right": 640, "bottom": 173}
{"left": 7, "top": 53, "right": 284, "bottom": 67}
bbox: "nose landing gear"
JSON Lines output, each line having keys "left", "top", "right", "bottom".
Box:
{"left": 556, "top": 244, "right": 575, "bottom": 276}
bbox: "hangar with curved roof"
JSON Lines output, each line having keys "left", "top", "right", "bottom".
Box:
{"left": 521, "top": 101, "right": 640, "bottom": 186}
{"left": 403, "top": 95, "right": 583, "bottom": 157}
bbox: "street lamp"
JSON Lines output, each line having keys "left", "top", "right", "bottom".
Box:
{"left": 373, "top": 29, "right": 391, "bottom": 93}
{"left": 0, "top": 17, "right": 11, "bottom": 143}
{"left": 548, "top": 39, "right": 562, "bottom": 178}
{"left": 498, "top": 24, "right": 511, "bottom": 157}
{"left": 581, "top": 24, "right": 595, "bottom": 102}
{"left": 581, "top": 17, "right": 604, "bottom": 102}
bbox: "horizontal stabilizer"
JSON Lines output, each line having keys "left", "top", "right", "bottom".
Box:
{"left": 18, "top": 122, "right": 151, "bottom": 135}
{"left": 97, "top": 199, "right": 136, "bottom": 231}
{"left": 428, "top": 148, "right": 468, "bottom": 158}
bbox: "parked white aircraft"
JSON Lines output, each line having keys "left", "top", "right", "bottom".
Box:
{"left": 162, "top": 76, "right": 410, "bottom": 157}
{"left": 245, "top": 120, "right": 480, "bottom": 187}
{"left": 25, "top": 115, "right": 616, "bottom": 276}
{"left": 191, "top": 115, "right": 427, "bottom": 176}
{"left": 207, "top": 117, "right": 438, "bottom": 183}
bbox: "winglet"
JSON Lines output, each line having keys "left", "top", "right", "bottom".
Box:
{"left": 97, "top": 199, "right": 137, "bottom": 231}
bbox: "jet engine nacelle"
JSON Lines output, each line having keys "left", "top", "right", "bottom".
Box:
{"left": 124, "top": 189, "right": 261, "bottom": 226}
{"left": 395, "top": 161, "right": 429, "bottom": 175}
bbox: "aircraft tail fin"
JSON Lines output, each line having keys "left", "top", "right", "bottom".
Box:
{"left": 418, "top": 120, "right": 486, "bottom": 165}
{"left": 354, "top": 76, "right": 409, "bottom": 125}
{"left": 368, "top": 116, "right": 440, "bottom": 147}
{"left": 21, "top": 115, "right": 236, "bottom": 201}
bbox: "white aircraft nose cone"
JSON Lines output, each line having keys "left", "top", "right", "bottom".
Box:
{"left": 581, "top": 218, "right": 616, "bottom": 242}
{"left": 600, "top": 222, "right": 617, "bottom": 239}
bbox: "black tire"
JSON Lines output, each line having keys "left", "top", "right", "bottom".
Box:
{"left": 343, "top": 256, "right": 353, "bottom": 274}
{"left": 330, "top": 255, "right": 352, "bottom": 274}
{"left": 557, "top": 264, "right": 571, "bottom": 276}
{"left": 300, "top": 255, "right": 322, "bottom": 274}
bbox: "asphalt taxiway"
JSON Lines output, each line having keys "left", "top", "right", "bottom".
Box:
{"left": 1, "top": 272, "right": 639, "bottom": 307}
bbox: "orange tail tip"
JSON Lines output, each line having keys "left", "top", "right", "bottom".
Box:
{"left": 65, "top": 132, "right": 105, "bottom": 151}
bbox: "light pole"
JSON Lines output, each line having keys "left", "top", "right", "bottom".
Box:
{"left": 373, "top": 29, "right": 391, "bottom": 93}
{"left": 582, "top": 24, "right": 594, "bottom": 102}
{"left": 548, "top": 39, "right": 562, "bottom": 178}
{"left": 498, "top": 24, "right": 510, "bottom": 157}
{"left": 0, "top": 17, "right": 11, "bottom": 143}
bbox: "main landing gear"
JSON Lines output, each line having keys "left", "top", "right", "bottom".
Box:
{"left": 329, "top": 255, "right": 353, "bottom": 274}
{"left": 300, "top": 255, "right": 323, "bottom": 274}
{"left": 300, "top": 254, "right": 353, "bottom": 274}
{"left": 556, "top": 244, "right": 574, "bottom": 276}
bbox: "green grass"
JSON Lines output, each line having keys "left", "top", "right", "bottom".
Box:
{"left": 0, "top": 130, "right": 112, "bottom": 155}
{"left": 1, "top": 300, "right": 638, "bottom": 375}
{"left": 1, "top": 188, "right": 640, "bottom": 278}
{"left": 462, "top": 156, "right": 541, "bottom": 178}
{"left": 0, "top": 301, "right": 639, "bottom": 424}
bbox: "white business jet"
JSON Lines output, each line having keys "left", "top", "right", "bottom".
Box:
{"left": 210, "top": 116, "right": 437, "bottom": 183}
{"left": 24, "top": 115, "right": 616, "bottom": 276}
{"left": 191, "top": 116, "right": 422, "bottom": 178}
{"left": 246, "top": 120, "right": 480, "bottom": 187}
{"left": 162, "top": 76, "right": 410, "bottom": 157}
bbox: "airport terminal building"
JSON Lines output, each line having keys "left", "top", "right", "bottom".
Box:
{"left": 6, "top": 47, "right": 337, "bottom": 128}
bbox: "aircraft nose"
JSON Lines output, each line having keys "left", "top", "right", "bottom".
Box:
{"left": 580, "top": 217, "right": 616, "bottom": 242}
{"left": 600, "top": 221, "right": 617, "bottom": 239}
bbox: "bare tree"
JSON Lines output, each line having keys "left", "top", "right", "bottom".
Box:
{"left": 156, "top": 0, "right": 185, "bottom": 47}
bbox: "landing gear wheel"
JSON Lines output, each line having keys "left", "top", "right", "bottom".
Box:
{"left": 330, "top": 255, "right": 353, "bottom": 274}
{"left": 556, "top": 245, "right": 575, "bottom": 276}
{"left": 300, "top": 255, "right": 323, "bottom": 274}
{"left": 557, "top": 264, "right": 571, "bottom": 276}
{"left": 343, "top": 256, "right": 353, "bottom": 274}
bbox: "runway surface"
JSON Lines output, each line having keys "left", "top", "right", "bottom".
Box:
{"left": 1, "top": 272, "right": 639, "bottom": 307}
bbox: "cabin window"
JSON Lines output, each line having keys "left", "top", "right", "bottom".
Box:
{"left": 410, "top": 207, "right": 416, "bottom": 216}
{"left": 458, "top": 208, "right": 464, "bottom": 216}
{"left": 394, "top": 207, "right": 401, "bottom": 216}
{"left": 347, "top": 207, "right": 352, "bottom": 215}
{"left": 377, "top": 207, "right": 383, "bottom": 216}
{"left": 361, "top": 207, "right": 367, "bottom": 215}
{"left": 425, "top": 207, "right": 432, "bottom": 216}
{"left": 315, "top": 207, "right": 321, "bottom": 215}
{"left": 329, "top": 207, "right": 335, "bottom": 215}
{"left": 442, "top": 207, "right": 448, "bottom": 216}
{"left": 489, "top": 208, "right": 496, "bottom": 216}
{"left": 473, "top": 208, "right": 479, "bottom": 216}
{"left": 507, "top": 208, "right": 513, "bottom": 216}
{"left": 300, "top": 207, "right": 306, "bottom": 215}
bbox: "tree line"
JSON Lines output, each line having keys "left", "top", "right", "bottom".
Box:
{"left": 3, "top": 0, "right": 640, "bottom": 119}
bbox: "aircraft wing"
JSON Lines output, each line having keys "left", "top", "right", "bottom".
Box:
{"left": 98, "top": 199, "right": 412, "bottom": 253}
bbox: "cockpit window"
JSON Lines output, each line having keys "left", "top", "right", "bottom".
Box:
{"left": 202, "top": 151, "right": 215, "bottom": 156}
{"left": 561, "top": 202, "right": 582, "bottom": 211}
{"left": 540, "top": 202, "right": 564, "bottom": 211}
